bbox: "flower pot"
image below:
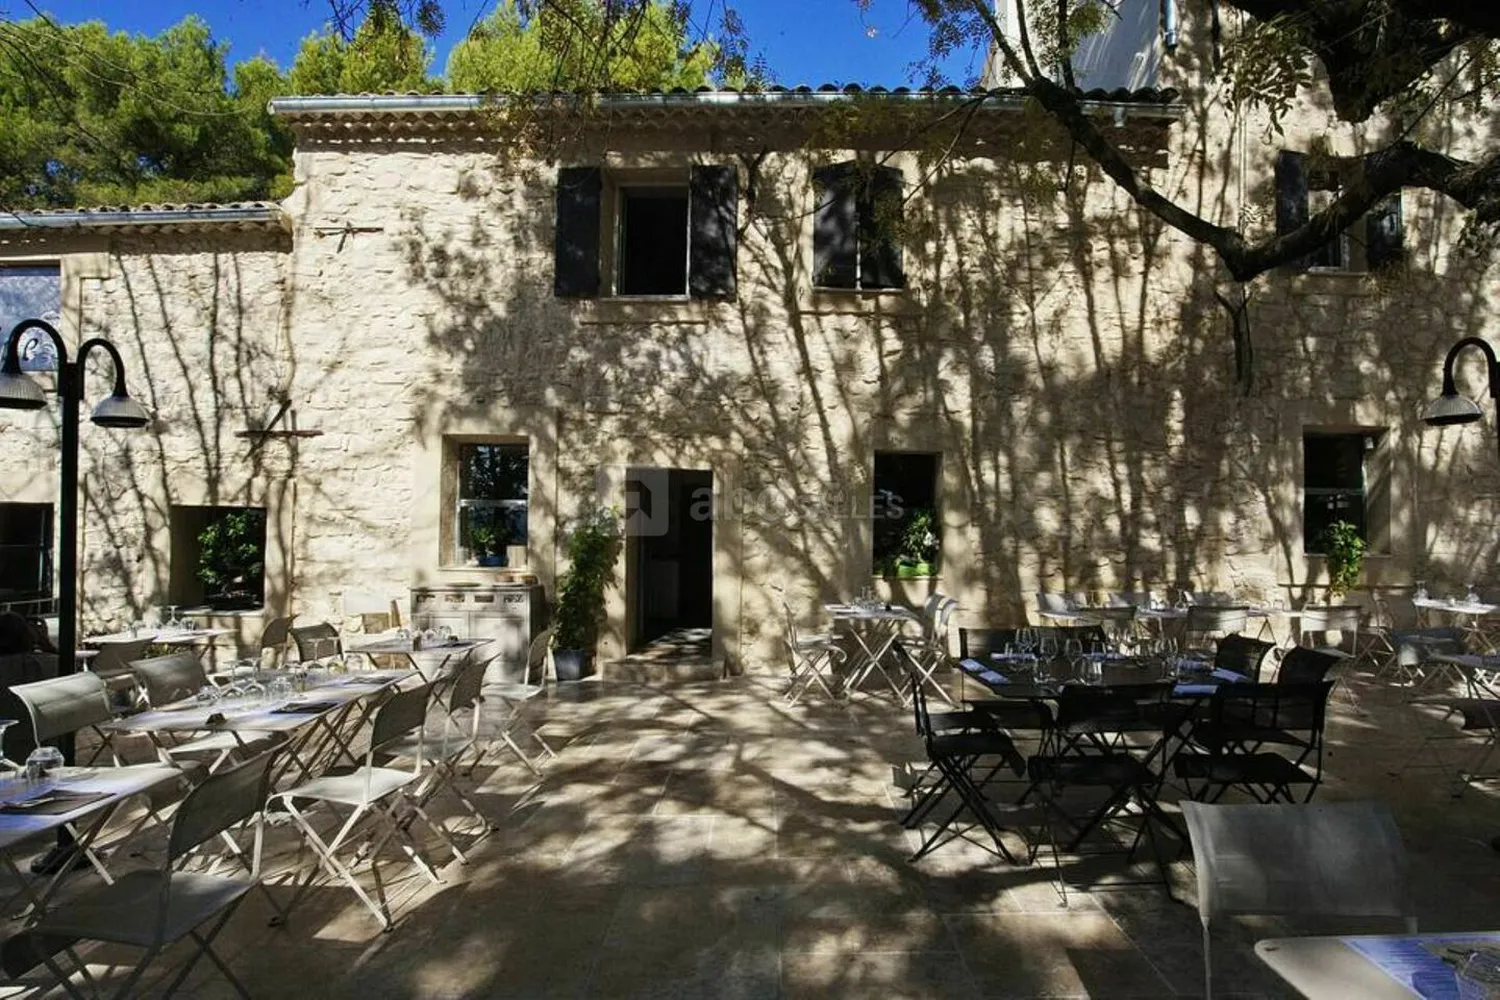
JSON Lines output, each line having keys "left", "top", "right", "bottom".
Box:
{"left": 478, "top": 553, "right": 504, "bottom": 567}
{"left": 554, "top": 648, "right": 590, "bottom": 682}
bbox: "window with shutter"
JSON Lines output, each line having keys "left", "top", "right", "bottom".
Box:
{"left": 1274, "top": 150, "right": 1405, "bottom": 275}
{"left": 1302, "top": 429, "right": 1388, "bottom": 554}
{"left": 813, "top": 161, "right": 906, "bottom": 291}
{"left": 553, "top": 164, "right": 738, "bottom": 300}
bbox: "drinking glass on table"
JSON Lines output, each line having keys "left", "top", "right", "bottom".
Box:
{"left": 1456, "top": 950, "right": 1500, "bottom": 1000}
{"left": 1064, "top": 638, "right": 1083, "bottom": 661}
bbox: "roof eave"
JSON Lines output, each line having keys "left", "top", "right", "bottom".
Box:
{"left": 0, "top": 205, "right": 290, "bottom": 235}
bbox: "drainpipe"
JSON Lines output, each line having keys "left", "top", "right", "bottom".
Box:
{"left": 1162, "top": 0, "right": 1179, "bottom": 52}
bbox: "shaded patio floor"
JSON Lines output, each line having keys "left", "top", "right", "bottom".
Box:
{"left": 10, "top": 665, "right": 1500, "bottom": 998}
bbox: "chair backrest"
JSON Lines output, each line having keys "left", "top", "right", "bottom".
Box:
{"left": 525, "top": 628, "right": 554, "bottom": 684}
{"left": 1392, "top": 627, "right": 1465, "bottom": 667}
{"left": 921, "top": 592, "right": 947, "bottom": 623}
{"left": 92, "top": 639, "right": 151, "bottom": 677}
{"left": 443, "top": 653, "right": 492, "bottom": 715}
{"left": 1186, "top": 605, "right": 1249, "bottom": 635}
{"left": 290, "top": 622, "right": 341, "bottom": 661}
{"left": 129, "top": 650, "right": 208, "bottom": 706}
{"left": 369, "top": 685, "right": 431, "bottom": 754}
{"left": 957, "top": 627, "right": 1017, "bottom": 659}
{"left": 1300, "top": 605, "right": 1362, "bottom": 636}
{"left": 1209, "top": 680, "right": 1334, "bottom": 739}
{"left": 167, "top": 747, "right": 279, "bottom": 865}
{"left": 1278, "top": 646, "right": 1342, "bottom": 685}
{"left": 259, "top": 615, "right": 294, "bottom": 651}
{"left": 929, "top": 597, "right": 959, "bottom": 644}
{"left": 1036, "top": 592, "right": 1073, "bottom": 615}
{"left": 1054, "top": 682, "right": 1172, "bottom": 735}
{"left": 1214, "top": 634, "right": 1276, "bottom": 682}
{"left": 1181, "top": 800, "right": 1412, "bottom": 929}
{"left": 11, "top": 672, "right": 112, "bottom": 746}
{"left": 1108, "top": 592, "right": 1147, "bottom": 608}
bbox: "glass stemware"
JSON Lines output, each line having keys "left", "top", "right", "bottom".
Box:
{"left": 0, "top": 720, "right": 18, "bottom": 770}
{"left": 165, "top": 605, "right": 182, "bottom": 630}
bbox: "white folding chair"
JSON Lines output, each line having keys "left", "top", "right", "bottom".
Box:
{"left": 1184, "top": 605, "right": 1249, "bottom": 653}
{"left": 30, "top": 749, "right": 280, "bottom": 1000}
{"left": 1035, "top": 591, "right": 1087, "bottom": 625}
{"left": 905, "top": 596, "right": 959, "bottom": 707}
{"left": 1298, "top": 606, "right": 1362, "bottom": 657}
{"left": 1181, "top": 800, "right": 1415, "bottom": 1000}
{"left": 270, "top": 685, "right": 460, "bottom": 930}
{"left": 484, "top": 633, "right": 558, "bottom": 776}
{"left": 780, "top": 600, "right": 844, "bottom": 705}
{"left": 11, "top": 672, "right": 124, "bottom": 769}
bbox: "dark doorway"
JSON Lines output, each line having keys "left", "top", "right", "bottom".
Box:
{"left": 625, "top": 468, "right": 713, "bottom": 651}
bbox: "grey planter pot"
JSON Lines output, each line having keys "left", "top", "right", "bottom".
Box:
{"left": 554, "top": 649, "right": 590, "bottom": 682}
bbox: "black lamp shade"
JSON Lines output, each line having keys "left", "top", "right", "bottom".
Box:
{"left": 0, "top": 368, "right": 46, "bottom": 410}
{"left": 90, "top": 392, "right": 150, "bottom": 429}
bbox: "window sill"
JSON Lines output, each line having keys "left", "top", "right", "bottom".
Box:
{"left": 800, "top": 288, "right": 920, "bottom": 316}
{"left": 573, "top": 298, "right": 725, "bottom": 325}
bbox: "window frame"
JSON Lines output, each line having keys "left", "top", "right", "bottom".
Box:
{"left": 812, "top": 160, "right": 907, "bottom": 293}
{"left": 0, "top": 502, "right": 53, "bottom": 603}
{"left": 1301, "top": 430, "right": 1385, "bottom": 556}
{"left": 870, "top": 450, "right": 941, "bottom": 578}
{"left": 449, "top": 440, "right": 530, "bottom": 568}
{"left": 609, "top": 176, "right": 692, "bottom": 299}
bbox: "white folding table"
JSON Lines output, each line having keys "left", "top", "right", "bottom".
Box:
{"left": 823, "top": 604, "right": 918, "bottom": 698}
{"left": 0, "top": 763, "right": 181, "bottom": 916}
{"left": 1257, "top": 931, "right": 1500, "bottom": 999}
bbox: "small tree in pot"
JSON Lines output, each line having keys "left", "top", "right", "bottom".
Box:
{"left": 551, "top": 505, "right": 622, "bottom": 681}
{"left": 1319, "top": 520, "right": 1367, "bottom": 601}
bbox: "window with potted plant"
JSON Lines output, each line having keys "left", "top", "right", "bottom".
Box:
{"left": 550, "top": 505, "right": 622, "bottom": 681}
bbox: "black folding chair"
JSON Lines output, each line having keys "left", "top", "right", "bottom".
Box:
{"left": 1213, "top": 633, "right": 1275, "bottom": 682}
{"left": 895, "top": 644, "right": 1035, "bottom": 865}
{"left": 1025, "top": 682, "right": 1177, "bottom": 882}
{"left": 1174, "top": 681, "right": 1335, "bottom": 803}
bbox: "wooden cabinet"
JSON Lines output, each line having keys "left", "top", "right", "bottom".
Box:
{"left": 410, "top": 584, "right": 542, "bottom": 682}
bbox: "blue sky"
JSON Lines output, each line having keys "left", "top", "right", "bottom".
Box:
{"left": 27, "top": 0, "right": 988, "bottom": 87}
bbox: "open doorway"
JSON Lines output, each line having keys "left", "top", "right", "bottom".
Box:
{"left": 625, "top": 467, "right": 713, "bottom": 658}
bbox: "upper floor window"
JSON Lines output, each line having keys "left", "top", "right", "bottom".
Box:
{"left": 813, "top": 161, "right": 906, "bottom": 291}
{"left": 0, "top": 263, "right": 62, "bottom": 372}
{"left": 1276, "top": 150, "right": 1404, "bottom": 273}
{"left": 553, "top": 165, "right": 738, "bottom": 300}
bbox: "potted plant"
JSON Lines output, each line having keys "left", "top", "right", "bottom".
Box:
{"left": 551, "top": 505, "right": 622, "bottom": 681}
{"left": 1319, "top": 520, "right": 1366, "bottom": 601}
{"left": 469, "top": 523, "right": 505, "bottom": 567}
{"left": 892, "top": 507, "right": 940, "bottom": 578}
{"left": 196, "top": 509, "right": 266, "bottom": 611}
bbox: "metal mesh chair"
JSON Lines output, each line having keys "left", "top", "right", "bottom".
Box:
{"left": 1185, "top": 606, "right": 1249, "bottom": 652}
{"left": 289, "top": 622, "right": 341, "bottom": 662}
{"left": 1299, "top": 606, "right": 1362, "bottom": 657}
{"left": 90, "top": 639, "right": 150, "bottom": 705}
{"left": 488, "top": 636, "right": 560, "bottom": 773}
{"left": 1035, "top": 591, "right": 1087, "bottom": 625}
{"left": 1213, "top": 634, "right": 1276, "bottom": 683}
{"left": 381, "top": 654, "right": 493, "bottom": 837}
{"left": 257, "top": 615, "right": 294, "bottom": 667}
{"left": 11, "top": 671, "right": 121, "bottom": 766}
{"left": 29, "top": 748, "right": 280, "bottom": 1000}
{"left": 129, "top": 652, "right": 281, "bottom": 771}
{"left": 780, "top": 602, "right": 845, "bottom": 706}
{"left": 1174, "top": 681, "right": 1336, "bottom": 803}
{"left": 1181, "top": 800, "right": 1414, "bottom": 1000}
{"left": 270, "top": 685, "right": 461, "bottom": 930}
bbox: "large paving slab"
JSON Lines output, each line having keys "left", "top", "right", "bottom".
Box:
{"left": 4, "top": 665, "right": 1499, "bottom": 998}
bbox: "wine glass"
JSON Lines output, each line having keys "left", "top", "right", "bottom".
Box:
{"left": 0, "top": 720, "right": 19, "bottom": 770}
{"left": 1039, "top": 635, "right": 1059, "bottom": 661}
{"left": 165, "top": 605, "right": 181, "bottom": 630}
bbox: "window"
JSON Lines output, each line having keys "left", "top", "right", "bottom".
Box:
{"left": 0, "top": 503, "right": 52, "bottom": 602}
{"left": 872, "top": 452, "right": 939, "bottom": 577}
{"left": 553, "top": 164, "right": 738, "bottom": 300}
{"left": 0, "top": 264, "right": 62, "bottom": 372}
{"left": 1303, "top": 431, "right": 1387, "bottom": 554}
{"left": 169, "top": 506, "right": 267, "bottom": 611}
{"left": 813, "top": 161, "right": 906, "bottom": 291}
{"left": 455, "top": 443, "right": 529, "bottom": 567}
{"left": 1275, "top": 150, "right": 1405, "bottom": 273}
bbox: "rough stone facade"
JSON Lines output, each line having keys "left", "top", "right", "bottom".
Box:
{"left": 2, "top": 16, "right": 1497, "bottom": 673}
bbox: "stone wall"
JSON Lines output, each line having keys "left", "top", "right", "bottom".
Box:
{"left": 2, "top": 26, "right": 1498, "bottom": 671}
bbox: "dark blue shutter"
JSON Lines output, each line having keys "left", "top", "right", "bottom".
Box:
{"left": 813, "top": 163, "right": 858, "bottom": 289}
{"left": 1366, "top": 191, "right": 1405, "bottom": 271}
{"left": 859, "top": 164, "right": 905, "bottom": 290}
{"left": 553, "top": 166, "right": 601, "bottom": 298}
{"left": 688, "top": 164, "right": 737, "bottom": 299}
{"left": 1274, "top": 150, "right": 1311, "bottom": 273}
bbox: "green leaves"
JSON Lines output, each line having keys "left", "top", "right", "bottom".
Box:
{"left": 552, "top": 505, "right": 622, "bottom": 651}
{"left": 1318, "top": 520, "right": 1366, "bottom": 599}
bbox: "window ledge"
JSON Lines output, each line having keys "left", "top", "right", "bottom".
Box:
{"left": 574, "top": 298, "right": 725, "bottom": 325}
{"left": 800, "top": 288, "right": 920, "bottom": 316}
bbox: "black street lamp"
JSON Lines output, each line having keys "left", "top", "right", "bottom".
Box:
{"left": 1423, "top": 336, "right": 1500, "bottom": 459}
{"left": 0, "top": 318, "right": 150, "bottom": 689}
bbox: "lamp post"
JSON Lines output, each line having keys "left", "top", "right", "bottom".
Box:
{"left": 0, "top": 318, "right": 150, "bottom": 690}
{"left": 1423, "top": 336, "right": 1500, "bottom": 459}
{"left": 1422, "top": 336, "right": 1500, "bottom": 852}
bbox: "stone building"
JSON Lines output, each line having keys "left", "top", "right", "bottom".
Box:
{"left": 1, "top": 5, "right": 1496, "bottom": 674}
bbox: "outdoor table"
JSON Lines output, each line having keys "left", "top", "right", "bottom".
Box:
{"left": 109, "top": 670, "right": 415, "bottom": 789}
{"left": 1419, "top": 652, "right": 1500, "bottom": 695}
{"left": 1255, "top": 931, "right": 1500, "bottom": 999}
{"left": 0, "top": 763, "right": 181, "bottom": 917}
{"left": 823, "top": 603, "right": 919, "bottom": 698}
{"left": 1415, "top": 597, "right": 1500, "bottom": 651}
{"left": 83, "top": 626, "right": 235, "bottom": 646}
{"left": 349, "top": 636, "right": 490, "bottom": 680}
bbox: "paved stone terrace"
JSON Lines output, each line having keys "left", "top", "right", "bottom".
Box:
{"left": 9, "top": 667, "right": 1500, "bottom": 999}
